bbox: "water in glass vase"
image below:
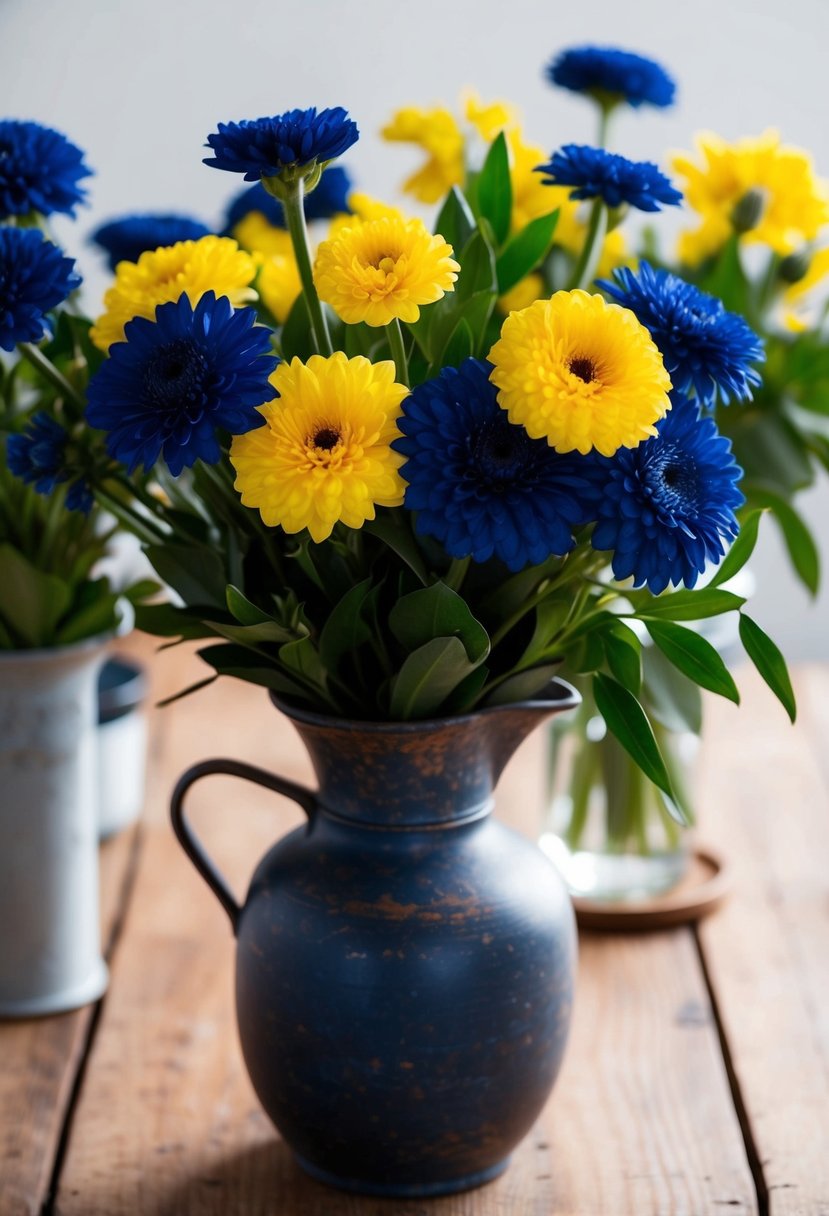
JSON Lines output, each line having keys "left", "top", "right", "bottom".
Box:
{"left": 539, "top": 695, "right": 696, "bottom": 902}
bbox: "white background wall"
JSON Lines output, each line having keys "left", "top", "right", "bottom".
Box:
{"left": 2, "top": 0, "right": 828, "bottom": 657}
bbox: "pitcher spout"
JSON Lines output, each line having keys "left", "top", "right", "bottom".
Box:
{"left": 479, "top": 677, "right": 581, "bottom": 786}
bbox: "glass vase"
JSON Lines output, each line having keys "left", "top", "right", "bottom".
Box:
{"left": 539, "top": 687, "right": 696, "bottom": 902}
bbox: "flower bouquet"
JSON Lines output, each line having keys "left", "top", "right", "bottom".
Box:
{"left": 0, "top": 90, "right": 797, "bottom": 1188}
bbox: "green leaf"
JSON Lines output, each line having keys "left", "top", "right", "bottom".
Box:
{"left": 226, "top": 584, "right": 274, "bottom": 626}
{"left": 434, "top": 186, "right": 476, "bottom": 251}
{"left": 602, "top": 622, "right": 642, "bottom": 692}
{"left": 197, "top": 643, "right": 318, "bottom": 705}
{"left": 55, "top": 591, "right": 120, "bottom": 646}
{"left": 389, "top": 582, "right": 490, "bottom": 663}
{"left": 733, "top": 413, "right": 813, "bottom": 494}
{"left": 123, "top": 578, "right": 162, "bottom": 605}
{"left": 496, "top": 209, "right": 559, "bottom": 293}
{"left": 318, "top": 578, "right": 374, "bottom": 671}
{"left": 484, "top": 663, "right": 563, "bottom": 707}
{"left": 389, "top": 637, "right": 478, "bottom": 719}
{"left": 642, "top": 644, "right": 703, "bottom": 735}
{"left": 633, "top": 588, "right": 746, "bottom": 621}
{"left": 709, "top": 509, "right": 764, "bottom": 588}
{"left": 204, "top": 618, "right": 296, "bottom": 650}
{"left": 592, "top": 673, "right": 679, "bottom": 811}
{"left": 145, "top": 543, "right": 228, "bottom": 609}
{"left": 134, "top": 602, "right": 216, "bottom": 640}
{"left": 745, "top": 486, "right": 820, "bottom": 595}
{"left": 280, "top": 293, "right": 315, "bottom": 362}
{"left": 739, "top": 614, "right": 797, "bottom": 723}
{"left": 476, "top": 132, "right": 512, "bottom": 247}
{"left": 0, "top": 544, "right": 72, "bottom": 646}
{"left": 437, "top": 317, "right": 474, "bottom": 368}
{"left": 443, "top": 665, "right": 490, "bottom": 714}
{"left": 645, "top": 619, "right": 740, "bottom": 704}
{"left": 279, "top": 636, "right": 329, "bottom": 691}
{"left": 363, "top": 513, "right": 430, "bottom": 585}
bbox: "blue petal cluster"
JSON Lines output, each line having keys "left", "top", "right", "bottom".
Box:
{"left": 0, "top": 120, "right": 91, "bottom": 218}
{"left": 536, "top": 145, "right": 682, "bottom": 212}
{"left": 600, "top": 262, "right": 764, "bottom": 407}
{"left": 86, "top": 293, "right": 278, "bottom": 476}
{"left": 546, "top": 46, "right": 676, "bottom": 109}
{"left": 204, "top": 108, "right": 359, "bottom": 182}
{"left": 0, "top": 227, "right": 81, "bottom": 351}
{"left": 588, "top": 396, "right": 745, "bottom": 594}
{"left": 6, "top": 412, "right": 92, "bottom": 512}
{"left": 394, "top": 358, "right": 595, "bottom": 572}
{"left": 92, "top": 214, "right": 212, "bottom": 271}
{"left": 224, "top": 166, "right": 353, "bottom": 232}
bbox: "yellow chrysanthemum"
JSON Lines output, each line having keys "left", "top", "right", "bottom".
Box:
{"left": 673, "top": 130, "right": 829, "bottom": 263}
{"left": 463, "top": 90, "right": 519, "bottom": 143}
{"left": 381, "top": 106, "right": 464, "bottom": 203}
{"left": 508, "top": 133, "right": 564, "bottom": 234}
{"left": 498, "top": 273, "right": 545, "bottom": 315}
{"left": 254, "top": 241, "right": 302, "bottom": 326}
{"left": 90, "top": 236, "right": 257, "bottom": 350}
{"left": 313, "top": 216, "right": 459, "bottom": 327}
{"left": 233, "top": 211, "right": 291, "bottom": 259}
{"left": 230, "top": 353, "right": 407, "bottom": 543}
{"left": 488, "top": 290, "right": 672, "bottom": 456}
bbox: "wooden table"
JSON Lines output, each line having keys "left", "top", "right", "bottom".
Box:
{"left": 2, "top": 637, "right": 828, "bottom": 1216}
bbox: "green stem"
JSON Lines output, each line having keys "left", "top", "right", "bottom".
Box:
{"left": 94, "top": 488, "right": 168, "bottom": 546}
{"left": 282, "top": 181, "right": 333, "bottom": 356}
{"left": 444, "top": 555, "right": 470, "bottom": 593}
{"left": 386, "top": 317, "right": 410, "bottom": 386}
{"left": 567, "top": 199, "right": 608, "bottom": 292}
{"left": 755, "top": 252, "right": 781, "bottom": 322}
{"left": 18, "top": 342, "right": 86, "bottom": 410}
{"left": 596, "top": 104, "right": 614, "bottom": 150}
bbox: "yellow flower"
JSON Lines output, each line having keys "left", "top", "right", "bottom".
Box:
{"left": 230, "top": 353, "right": 407, "bottom": 543}
{"left": 498, "top": 273, "right": 545, "bottom": 315}
{"left": 488, "top": 290, "right": 672, "bottom": 456}
{"left": 463, "top": 90, "right": 518, "bottom": 143}
{"left": 233, "top": 211, "right": 290, "bottom": 259}
{"left": 596, "top": 227, "right": 634, "bottom": 279}
{"left": 381, "top": 106, "right": 464, "bottom": 203}
{"left": 254, "top": 241, "right": 302, "bottom": 326}
{"left": 673, "top": 130, "right": 829, "bottom": 262}
{"left": 90, "top": 236, "right": 257, "bottom": 350}
{"left": 508, "top": 133, "right": 563, "bottom": 234}
{"left": 314, "top": 216, "right": 459, "bottom": 327}
{"left": 326, "top": 193, "right": 406, "bottom": 242}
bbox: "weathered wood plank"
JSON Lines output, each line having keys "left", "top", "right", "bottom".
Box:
{"left": 696, "top": 666, "right": 829, "bottom": 1216}
{"left": 55, "top": 667, "right": 755, "bottom": 1215}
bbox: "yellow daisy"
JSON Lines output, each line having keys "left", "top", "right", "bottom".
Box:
{"left": 381, "top": 106, "right": 464, "bottom": 203}
{"left": 256, "top": 247, "right": 302, "bottom": 326}
{"left": 90, "top": 236, "right": 257, "bottom": 350}
{"left": 508, "top": 132, "right": 564, "bottom": 234}
{"left": 233, "top": 210, "right": 290, "bottom": 260}
{"left": 673, "top": 130, "right": 829, "bottom": 263}
{"left": 230, "top": 353, "right": 407, "bottom": 543}
{"left": 313, "top": 216, "right": 459, "bottom": 327}
{"left": 488, "top": 290, "right": 672, "bottom": 456}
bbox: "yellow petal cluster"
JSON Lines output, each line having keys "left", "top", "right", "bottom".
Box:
{"left": 463, "top": 90, "right": 519, "bottom": 143}
{"left": 90, "top": 236, "right": 257, "bottom": 350}
{"left": 233, "top": 211, "right": 291, "bottom": 259}
{"left": 488, "top": 290, "right": 672, "bottom": 456}
{"left": 230, "top": 353, "right": 407, "bottom": 543}
{"left": 313, "top": 216, "right": 459, "bottom": 327}
{"left": 508, "top": 133, "right": 563, "bottom": 234}
{"left": 381, "top": 106, "right": 464, "bottom": 203}
{"left": 673, "top": 130, "right": 829, "bottom": 263}
{"left": 326, "top": 193, "right": 407, "bottom": 242}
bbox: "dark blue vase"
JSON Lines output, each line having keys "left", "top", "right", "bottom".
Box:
{"left": 171, "top": 679, "right": 579, "bottom": 1198}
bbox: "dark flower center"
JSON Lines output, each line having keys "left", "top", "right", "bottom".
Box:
{"left": 313, "top": 426, "right": 341, "bottom": 450}
{"left": 569, "top": 356, "right": 597, "bottom": 383}
{"left": 644, "top": 443, "right": 700, "bottom": 516}
{"left": 143, "top": 339, "right": 209, "bottom": 422}
{"left": 469, "top": 416, "right": 539, "bottom": 492}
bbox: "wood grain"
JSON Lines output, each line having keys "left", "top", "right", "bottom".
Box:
{"left": 53, "top": 662, "right": 756, "bottom": 1215}
{"left": 696, "top": 666, "right": 829, "bottom": 1216}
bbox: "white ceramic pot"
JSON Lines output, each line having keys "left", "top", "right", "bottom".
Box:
{"left": 0, "top": 637, "right": 110, "bottom": 1016}
{"left": 97, "top": 657, "right": 148, "bottom": 840}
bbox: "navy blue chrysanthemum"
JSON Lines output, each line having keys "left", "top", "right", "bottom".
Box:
{"left": 394, "top": 358, "right": 596, "bottom": 572}
{"left": 588, "top": 395, "right": 745, "bottom": 594}
{"left": 6, "top": 412, "right": 93, "bottom": 512}
{"left": 546, "top": 46, "right": 676, "bottom": 109}
{"left": 86, "top": 292, "right": 278, "bottom": 476}
{"left": 224, "top": 166, "right": 353, "bottom": 233}
{"left": 204, "top": 108, "right": 359, "bottom": 182}
{"left": 536, "top": 145, "right": 682, "bottom": 212}
{"left": 0, "top": 120, "right": 91, "bottom": 219}
{"left": 0, "top": 227, "right": 81, "bottom": 351}
{"left": 91, "top": 214, "right": 212, "bottom": 272}
{"left": 600, "top": 262, "right": 764, "bottom": 407}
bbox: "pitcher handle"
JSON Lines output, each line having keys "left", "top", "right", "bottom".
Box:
{"left": 170, "top": 758, "right": 318, "bottom": 935}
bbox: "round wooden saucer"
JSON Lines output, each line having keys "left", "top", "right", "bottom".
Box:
{"left": 572, "top": 846, "right": 731, "bottom": 932}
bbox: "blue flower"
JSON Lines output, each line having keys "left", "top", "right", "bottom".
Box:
{"left": 600, "top": 262, "right": 764, "bottom": 407}
{"left": 92, "top": 214, "right": 212, "bottom": 272}
{"left": 224, "top": 166, "right": 353, "bottom": 233}
{"left": 588, "top": 396, "right": 745, "bottom": 594}
{"left": 546, "top": 46, "right": 676, "bottom": 109}
{"left": 394, "top": 358, "right": 596, "bottom": 572}
{"left": 204, "top": 108, "right": 359, "bottom": 183}
{"left": 86, "top": 292, "right": 278, "bottom": 476}
{"left": 0, "top": 227, "right": 81, "bottom": 351}
{"left": 6, "top": 412, "right": 93, "bottom": 512}
{"left": 536, "top": 145, "right": 682, "bottom": 212}
{"left": 0, "top": 120, "right": 91, "bottom": 219}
